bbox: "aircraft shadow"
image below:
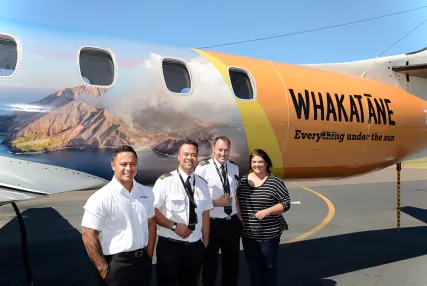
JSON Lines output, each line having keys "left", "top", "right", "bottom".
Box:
{"left": 214, "top": 226, "right": 427, "bottom": 286}
{"left": 1, "top": 208, "right": 427, "bottom": 285}
{"left": 0, "top": 207, "right": 99, "bottom": 286}
{"left": 401, "top": 206, "right": 427, "bottom": 224}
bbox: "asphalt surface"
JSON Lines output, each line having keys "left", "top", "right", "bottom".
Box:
{"left": 1, "top": 166, "right": 427, "bottom": 285}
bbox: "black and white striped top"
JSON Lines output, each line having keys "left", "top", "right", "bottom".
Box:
{"left": 237, "top": 173, "right": 291, "bottom": 241}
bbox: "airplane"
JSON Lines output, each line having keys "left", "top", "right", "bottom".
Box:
{"left": 1, "top": 16, "right": 427, "bottom": 284}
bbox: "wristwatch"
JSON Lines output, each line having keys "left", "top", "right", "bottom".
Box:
{"left": 171, "top": 222, "right": 177, "bottom": 231}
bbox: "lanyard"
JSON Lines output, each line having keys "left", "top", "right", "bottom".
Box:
{"left": 177, "top": 169, "right": 197, "bottom": 208}
{"left": 213, "top": 160, "right": 229, "bottom": 192}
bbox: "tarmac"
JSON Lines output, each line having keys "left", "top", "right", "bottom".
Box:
{"left": 1, "top": 164, "right": 427, "bottom": 285}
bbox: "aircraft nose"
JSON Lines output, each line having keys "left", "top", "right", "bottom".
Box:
{"left": 356, "top": 83, "right": 427, "bottom": 166}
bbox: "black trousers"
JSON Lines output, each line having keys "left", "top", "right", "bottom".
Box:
{"left": 156, "top": 236, "right": 206, "bottom": 286}
{"left": 202, "top": 214, "right": 242, "bottom": 286}
{"left": 98, "top": 248, "right": 152, "bottom": 286}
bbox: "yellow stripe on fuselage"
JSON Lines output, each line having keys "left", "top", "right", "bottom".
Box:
{"left": 193, "top": 48, "right": 284, "bottom": 176}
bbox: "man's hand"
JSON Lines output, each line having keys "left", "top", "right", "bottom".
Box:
{"left": 100, "top": 266, "right": 108, "bottom": 279}
{"left": 214, "top": 194, "right": 232, "bottom": 207}
{"left": 175, "top": 223, "right": 192, "bottom": 239}
{"left": 147, "top": 249, "right": 154, "bottom": 258}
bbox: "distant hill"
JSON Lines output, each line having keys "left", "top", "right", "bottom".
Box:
{"left": 1, "top": 85, "right": 223, "bottom": 155}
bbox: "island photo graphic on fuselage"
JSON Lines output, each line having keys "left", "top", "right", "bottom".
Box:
{"left": 0, "top": 49, "right": 249, "bottom": 184}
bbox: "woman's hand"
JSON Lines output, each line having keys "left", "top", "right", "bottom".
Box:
{"left": 255, "top": 208, "right": 269, "bottom": 220}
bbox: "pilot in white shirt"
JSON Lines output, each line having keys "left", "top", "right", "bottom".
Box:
{"left": 153, "top": 139, "right": 213, "bottom": 286}
{"left": 81, "top": 145, "right": 156, "bottom": 286}
{"left": 194, "top": 136, "right": 242, "bottom": 286}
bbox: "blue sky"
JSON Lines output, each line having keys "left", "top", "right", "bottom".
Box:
{"left": 1, "top": 0, "right": 426, "bottom": 65}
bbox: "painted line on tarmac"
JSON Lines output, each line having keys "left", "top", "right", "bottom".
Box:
{"left": 286, "top": 183, "right": 335, "bottom": 243}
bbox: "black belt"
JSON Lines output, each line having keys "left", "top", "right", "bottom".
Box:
{"left": 211, "top": 214, "right": 237, "bottom": 220}
{"left": 160, "top": 236, "right": 201, "bottom": 245}
{"left": 110, "top": 248, "right": 147, "bottom": 259}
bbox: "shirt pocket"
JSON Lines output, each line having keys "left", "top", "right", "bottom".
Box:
{"left": 166, "top": 193, "right": 187, "bottom": 213}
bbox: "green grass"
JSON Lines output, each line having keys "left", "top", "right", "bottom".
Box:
{"left": 12, "top": 136, "right": 62, "bottom": 152}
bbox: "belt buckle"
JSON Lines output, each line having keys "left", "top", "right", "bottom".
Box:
{"left": 226, "top": 215, "right": 231, "bottom": 220}
{"left": 135, "top": 250, "right": 143, "bottom": 258}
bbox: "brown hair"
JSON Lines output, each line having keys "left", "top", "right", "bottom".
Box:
{"left": 249, "top": 149, "right": 272, "bottom": 172}
{"left": 213, "top": 136, "right": 231, "bottom": 147}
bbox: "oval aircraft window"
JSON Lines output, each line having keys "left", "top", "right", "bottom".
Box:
{"left": 162, "top": 59, "right": 191, "bottom": 94}
{"left": 78, "top": 47, "right": 115, "bottom": 86}
{"left": 229, "top": 68, "right": 254, "bottom": 100}
{"left": 0, "top": 35, "right": 18, "bottom": 77}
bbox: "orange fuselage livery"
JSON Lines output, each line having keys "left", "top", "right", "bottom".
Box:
{"left": 195, "top": 49, "right": 427, "bottom": 179}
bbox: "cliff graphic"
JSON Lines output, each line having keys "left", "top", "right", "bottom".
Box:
{"left": 1, "top": 85, "right": 222, "bottom": 156}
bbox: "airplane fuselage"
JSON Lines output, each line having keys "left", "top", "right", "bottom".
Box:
{"left": 1, "top": 17, "right": 427, "bottom": 194}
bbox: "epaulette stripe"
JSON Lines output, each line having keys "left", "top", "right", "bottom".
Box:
{"left": 159, "top": 172, "right": 172, "bottom": 180}
{"left": 198, "top": 160, "right": 210, "bottom": 166}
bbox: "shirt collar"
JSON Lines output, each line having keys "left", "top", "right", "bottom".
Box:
{"left": 111, "top": 176, "right": 136, "bottom": 194}
{"left": 177, "top": 167, "right": 194, "bottom": 182}
{"left": 213, "top": 157, "right": 228, "bottom": 169}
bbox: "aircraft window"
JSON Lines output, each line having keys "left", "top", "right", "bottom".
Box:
{"left": 78, "top": 47, "right": 115, "bottom": 86}
{"left": 162, "top": 59, "right": 191, "bottom": 94}
{"left": 229, "top": 68, "right": 254, "bottom": 100}
{"left": 0, "top": 34, "right": 19, "bottom": 78}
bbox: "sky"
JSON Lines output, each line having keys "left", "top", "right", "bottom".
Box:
{"left": 0, "top": 0, "right": 426, "bottom": 65}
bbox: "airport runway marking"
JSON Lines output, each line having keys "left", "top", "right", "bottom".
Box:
{"left": 286, "top": 183, "right": 335, "bottom": 243}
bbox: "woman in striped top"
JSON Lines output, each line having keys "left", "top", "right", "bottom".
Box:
{"left": 237, "top": 149, "right": 291, "bottom": 286}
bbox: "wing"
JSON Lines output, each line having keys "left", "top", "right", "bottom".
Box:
{"left": 0, "top": 156, "right": 109, "bottom": 206}
{"left": 392, "top": 63, "right": 427, "bottom": 78}
{"left": 0, "top": 186, "right": 46, "bottom": 205}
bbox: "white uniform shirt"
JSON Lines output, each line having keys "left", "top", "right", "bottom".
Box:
{"left": 153, "top": 168, "right": 214, "bottom": 242}
{"left": 81, "top": 176, "right": 154, "bottom": 255}
{"left": 194, "top": 158, "right": 239, "bottom": 219}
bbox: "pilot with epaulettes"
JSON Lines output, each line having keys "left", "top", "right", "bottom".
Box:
{"left": 152, "top": 139, "right": 213, "bottom": 286}
{"left": 195, "top": 135, "right": 242, "bottom": 286}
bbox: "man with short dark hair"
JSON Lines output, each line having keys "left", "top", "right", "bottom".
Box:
{"left": 153, "top": 139, "right": 214, "bottom": 286}
{"left": 195, "top": 136, "right": 242, "bottom": 286}
{"left": 81, "top": 145, "right": 156, "bottom": 286}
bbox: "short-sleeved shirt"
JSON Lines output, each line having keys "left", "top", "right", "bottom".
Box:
{"left": 194, "top": 158, "right": 240, "bottom": 218}
{"left": 81, "top": 176, "right": 154, "bottom": 255}
{"left": 237, "top": 173, "right": 291, "bottom": 241}
{"left": 152, "top": 168, "right": 214, "bottom": 242}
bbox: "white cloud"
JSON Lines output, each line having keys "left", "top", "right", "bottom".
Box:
{"left": 101, "top": 52, "right": 242, "bottom": 125}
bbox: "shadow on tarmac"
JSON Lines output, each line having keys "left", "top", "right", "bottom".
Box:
{"left": 1, "top": 207, "right": 427, "bottom": 285}
{"left": 401, "top": 206, "right": 427, "bottom": 224}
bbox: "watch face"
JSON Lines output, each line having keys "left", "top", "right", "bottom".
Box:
{"left": 172, "top": 224, "right": 176, "bottom": 230}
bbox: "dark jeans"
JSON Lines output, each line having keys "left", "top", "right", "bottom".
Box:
{"left": 202, "top": 215, "right": 242, "bottom": 286}
{"left": 242, "top": 236, "right": 280, "bottom": 286}
{"left": 98, "top": 249, "right": 152, "bottom": 286}
{"left": 156, "top": 236, "right": 206, "bottom": 286}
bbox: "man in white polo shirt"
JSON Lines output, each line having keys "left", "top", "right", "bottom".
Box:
{"left": 81, "top": 145, "right": 156, "bottom": 286}
{"left": 195, "top": 136, "right": 242, "bottom": 286}
{"left": 153, "top": 139, "right": 214, "bottom": 286}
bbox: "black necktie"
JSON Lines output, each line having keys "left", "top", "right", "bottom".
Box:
{"left": 186, "top": 176, "right": 197, "bottom": 225}
{"left": 220, "top": 165, "right": 232, "bottom": 215}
